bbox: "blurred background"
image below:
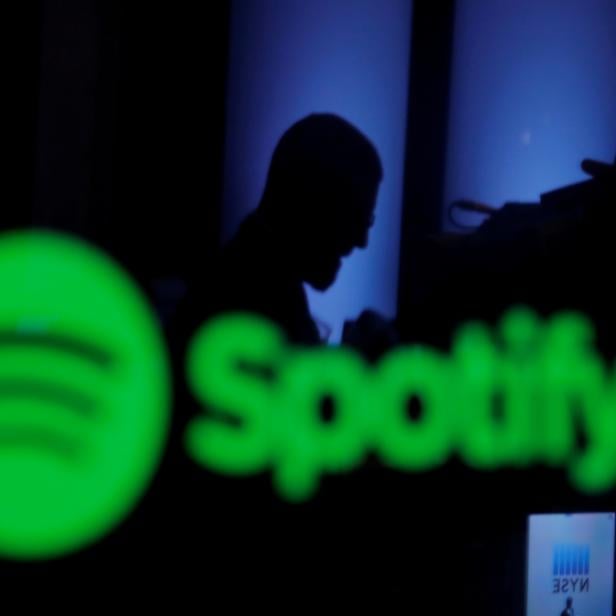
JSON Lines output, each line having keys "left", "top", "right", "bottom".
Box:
{"left": 5, "top": 0, "right": 616, "bottom": 611}
{"left": 9, "top": 0, "right": 615, "bottom": 340}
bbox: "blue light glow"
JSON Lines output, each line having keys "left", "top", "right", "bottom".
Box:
{"left": 222, "top": 0, "right": 412, "bottom": 342}
{"left": 444, "top": 0, "right": 616, "bottom": 230}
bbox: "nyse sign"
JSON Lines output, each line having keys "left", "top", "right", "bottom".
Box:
{"left": 552, "top": 544, "right": 590, "bottom": 594}
{"left": 527, "top": 514, "right": 614, "bottom": 616}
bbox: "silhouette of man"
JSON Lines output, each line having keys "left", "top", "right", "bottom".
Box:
{"left": 203, "top": 113, "right": 383, "bottom": 344}
{"left": 561, "top": 597, "right": 574, "bottom": 616}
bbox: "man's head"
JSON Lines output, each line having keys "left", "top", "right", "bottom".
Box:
{"left": 259, "top": 114, "right": 383, "bottom": 290}
{"left": 566, "top": 597, "right": 573, "bottom": 608}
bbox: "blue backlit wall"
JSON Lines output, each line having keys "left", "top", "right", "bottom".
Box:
{"left": 222, "top": 0, "right": 412, "bottom": 342}
{"left": 444, "top": 0, "right": 616, "bottom": 230}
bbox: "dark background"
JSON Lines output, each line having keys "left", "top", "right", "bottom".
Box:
{"left": 3, "top": 1, "right": 616, "bottom": 612}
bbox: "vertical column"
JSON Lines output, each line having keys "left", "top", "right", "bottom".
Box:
{"left": 33, "top": 0, "right": 117, "bottom": 240}
{"left": 397, "top": 0, "right": 456, "bottom": 315}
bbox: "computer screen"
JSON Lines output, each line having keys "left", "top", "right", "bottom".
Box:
{"left": 526, "top": 512, "right": 615, "bottom": 615}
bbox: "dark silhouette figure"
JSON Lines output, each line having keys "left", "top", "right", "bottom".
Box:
{"left": 163, "top": 115, "right": 384, "bottom": 603}
{"left": 400, "top": 156, "right": 616, "bottom": 356}
{"left": 178, "top": 113, "right": 382, "bottom": 345}
{"left": 561, "top": 597, "right": 574, "bottom": 616}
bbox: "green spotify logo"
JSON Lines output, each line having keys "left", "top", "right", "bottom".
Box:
{"left": 0, "top": 231, "right": 170, "bottom": 560}
{"left": 4, "top": 230, "right": 616, "bottom": 559}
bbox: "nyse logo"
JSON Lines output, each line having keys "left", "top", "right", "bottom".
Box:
{"left": 552, "top": 545, "right": 590, "bottom": 594}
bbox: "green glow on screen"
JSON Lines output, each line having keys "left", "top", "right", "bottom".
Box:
{"left": 186, "top": 309, "right": 616, "bottom": 502}
{"left": 0, "top": 231, "right": 170, "bottom": 560}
